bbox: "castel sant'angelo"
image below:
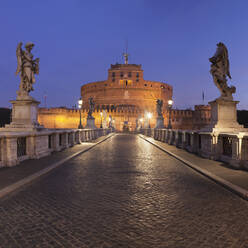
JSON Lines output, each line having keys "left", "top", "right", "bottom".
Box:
{"left": 38, "top": 54, "right": 210, "bottom": 131}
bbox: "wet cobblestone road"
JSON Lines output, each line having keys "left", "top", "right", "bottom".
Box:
{"left": 1, "top": 134, "right": 248, "bottom": 248}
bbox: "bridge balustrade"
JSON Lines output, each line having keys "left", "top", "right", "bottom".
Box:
{"left": 0, "top": 128, "right": 112, "bottom": 168}
{"left": 140, "top": 128, "right": 248, "bottom": 170}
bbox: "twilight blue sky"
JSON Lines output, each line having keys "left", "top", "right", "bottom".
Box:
{"left": 1, "top": 0, "right": 248, "bottom": 109}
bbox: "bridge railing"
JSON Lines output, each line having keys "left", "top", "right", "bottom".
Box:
{"left": 0, "top": 128, "right": 112, "bottom": 168}
{"left": 141, "top": 128, "right": 248, "bottom": 170}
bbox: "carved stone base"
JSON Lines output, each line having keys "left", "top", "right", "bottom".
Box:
{"left": 155, "top": 116, "right": 165, "bottom": 129}
{"left": 85, "top": 116, "right": 97, "bottom": 129}
{"left": 16, "top": 90, "right": 35, "bottom": 101}
{"left": 102, "top": 120, "right": 108, "bottom": 129}
{"left": 1, "top": 98, "right": 43, "bottom": 132}
{"left": 201, "top": 98, "right": 246, "bottom": 133}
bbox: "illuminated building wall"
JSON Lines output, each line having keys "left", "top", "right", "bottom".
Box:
{"left": 38, "top": 62, "right": 210, "bottom": 131}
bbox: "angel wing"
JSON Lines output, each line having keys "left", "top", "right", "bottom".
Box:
{"left": 34, "top": 58, "right": 40, "bottom": 75}
{"left": 223, "top": 47, "right": 231, "bottom": 79}
{"left": 15, "top": 42, "right": 23, "bottom": 75}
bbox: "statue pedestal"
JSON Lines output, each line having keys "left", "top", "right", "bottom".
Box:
{"left": 2, "top": 98, "right": 43, "bottom": 132}
{"left": 102, "top": 120, "right": 108, "bottom": 129}
{"left": 85, "top": 116, "right": 97, "bottom": 129}
{"left": 155, "top": 116, "right": 165, "bottom": 129}
{"left": 201, "top": 98, "right": 245, "bottom": 132}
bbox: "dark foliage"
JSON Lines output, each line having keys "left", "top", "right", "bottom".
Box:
{"left": 237, "top": 110, "right": 248, "bottom": 128}
{"left": 0, "top": 108, "right": 11, "bottom": 127}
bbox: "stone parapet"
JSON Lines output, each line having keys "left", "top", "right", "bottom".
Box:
{"left": 141, "top": 128, "right": 248, "bottom": 170}
{"left": 0, "top": 128, "right": 112, "bottom": 168}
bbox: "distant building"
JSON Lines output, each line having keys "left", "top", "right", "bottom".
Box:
{"left": 170, "top": 105, "right": 211, "bottom": 130}
{"left": 39, "top": 60, "right": 173, "bottom": 131}
{"left": 37, "top": 57, "right": 212, "bottom": 131}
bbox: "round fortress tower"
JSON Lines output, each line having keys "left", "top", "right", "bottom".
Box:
{"left": 38, "top": 56, "right": 210, "bottom": 131}
{"left": 81, "top": 63, "right": 173, "bottom": 115}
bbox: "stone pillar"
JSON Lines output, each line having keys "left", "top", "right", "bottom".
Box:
{"left": 190, "top": 133, "right": 194, "bottom": 152}
{"left": 86, "top": 130, "right": 89, "bottom": 141}
{"left": 237, "top": 134, "right": 244, "bottom": 161}
{"left": 75, "top": 131, "right": 80, "bottom": 144}
{"left": 165, "top": 130, "right": 170, "bottom": 143}
{"left": 168, "top": 130, "right": 175, "bottom": 145}
{"left": 71, "top": 132, "right": 75, "bottom": 146}
{"left": 210, "top": 133, "right": 219, "bottom": 160}
{"left": 53, "top": 133, "right": 61, "bottom": 151}
{"left": 95, "top": 130, "right": 99, "bottom": 139}
{"left": 160, "top": 130, "right": 165, "bottom": 142}
{"left": 62, "top": 133, "right": 69, "bottom": 148}
{"left": 154, "top": 129, "right": 158, "bottom": 140}
{"left": 34, "top": 134, "right": 51, "bottom": 159}
{"left": 182, "top": 131, "right": 187, "bottom": 149}
{"left": 4, "top": 136, "right": 18, "bottom": 167}
{"left": 26, "top": 135, "right": 35, "bottom": 159}
{"left": 159, "top": 130, "right": 163, "bottom": 141}
{"left": 175, "top": 131, "right": 179, "bottom": 147}
{"left": 82, "top": 130, "right": 87, "bottom": 142}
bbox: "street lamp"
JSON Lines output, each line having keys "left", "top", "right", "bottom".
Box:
{"left": 100, "top": 112, "right": 103, "bottom": 128}
{"left": 167, "top": 99, "right": 173, "bottom": 129}
{"left": 78, "top": 97, "right": 83, "bottom": 129}
{"left": 146, "top": 112, "right": 152, "bottom": 128}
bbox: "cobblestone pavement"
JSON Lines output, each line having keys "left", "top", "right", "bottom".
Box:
{"left": 1, "top": 134, "right": 248, "bottom": 248}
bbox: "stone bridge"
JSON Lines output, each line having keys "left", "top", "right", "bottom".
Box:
{"left": 1, "top": 133, "right": 248, "bottom": 247}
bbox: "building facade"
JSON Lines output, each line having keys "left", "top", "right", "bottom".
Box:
{"left": 38, "top": 60, "right": 210, "bottom": 131}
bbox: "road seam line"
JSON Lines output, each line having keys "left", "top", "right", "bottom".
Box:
{"left": 0, "top": 133, "right": 115, "bottom": 199}
{"left": 139, "top": 134, "right": 248, "bottom": 200}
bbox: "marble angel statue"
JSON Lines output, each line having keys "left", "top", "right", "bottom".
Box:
{"left": 209, "top": 42, "right": 235, "bottom": 100}
{"left": 156, "top": 99, "right": 163, "bottom": 117}
{"left": 15, "top": 42, "right": 40, "bottom": 96}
